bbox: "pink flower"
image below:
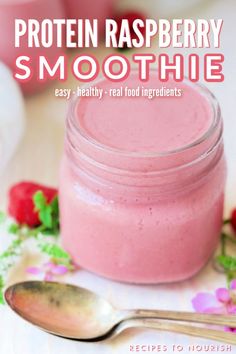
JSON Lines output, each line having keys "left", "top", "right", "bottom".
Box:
{"left": 27, "top": 262, "right": 68, "bottom": 281}
{"left": 192, "top": 280, "right": 236, "bottom": 332}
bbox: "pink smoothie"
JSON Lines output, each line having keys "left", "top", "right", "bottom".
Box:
{"left": 78, "top": 78, "right": 212, "bottom": 153}
{"left": 60, "top": 73, "right": 226, "bottom": 283}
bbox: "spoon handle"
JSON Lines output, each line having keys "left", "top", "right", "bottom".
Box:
{"left": 126, "top": 309, "right": 236, "bottom": 328}
{"left": 119, "top": 319, "right": 236, "bottom": 345}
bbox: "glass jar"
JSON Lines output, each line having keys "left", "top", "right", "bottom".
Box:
{"left": 59, "top": 74, "right": 226, "bottom": 284}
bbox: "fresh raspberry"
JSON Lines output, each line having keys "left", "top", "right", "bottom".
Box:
{"left": 231, "top": 209, "right": 236, "bottom": 234}
{"left": 115, "top": 11, "right": 146, "bottom": 49}
{"left": 8, "top": 182, "right": 58, "bottom": 227}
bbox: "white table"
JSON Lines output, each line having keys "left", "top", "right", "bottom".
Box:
{"left": 0, "top": 1, "right": 236, "bottom": 353}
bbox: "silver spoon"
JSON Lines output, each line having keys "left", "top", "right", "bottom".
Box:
{"left": 4, "top": 281, "right": 236, "bottom": 344}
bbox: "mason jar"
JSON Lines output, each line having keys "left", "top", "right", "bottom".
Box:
{"left": 59, "top": 72, "right": 226, "bottom": 284}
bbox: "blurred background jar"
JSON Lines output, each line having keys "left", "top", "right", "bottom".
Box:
{"left": 0, "top": 62, "right": 25, "bottom": 173}
{"left": 0, "top": 0, "right": 66, "bottom": 95}
{"left": 64, "top": 0, "right": 116, "bottom": 34}
{"left": 117, "top": 0, "right": 206, "bottom": 18}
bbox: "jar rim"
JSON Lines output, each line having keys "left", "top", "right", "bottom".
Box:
{"left": 68, "top": 70, "right": 222, "bottom": 159}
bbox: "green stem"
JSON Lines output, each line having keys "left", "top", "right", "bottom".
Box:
{"left": 223, "top": 219, "right": 231, "bottom": 225}
{"left": 224, "top": 234, "right": 236, "bottom": 245}
{"left": 221, "top": 232, "right": 227, "bottom": 256}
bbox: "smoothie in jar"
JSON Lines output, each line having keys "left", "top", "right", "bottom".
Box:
{"left": 60, "top": 72, "right": 226, "bottom": 283}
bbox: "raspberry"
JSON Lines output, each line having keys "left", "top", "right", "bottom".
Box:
{"left": 231, "top": 209, "right": 236, "bottom": 234}
{"left": 115, "top": 11, "right": 146, "bottom": 49}
{"left": 8, "top": 182, "right": 58, "bottom": 227}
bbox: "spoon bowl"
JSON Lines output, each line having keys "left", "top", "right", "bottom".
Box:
{"left": 4, "top": 281, "right": 121, "bottom": 340}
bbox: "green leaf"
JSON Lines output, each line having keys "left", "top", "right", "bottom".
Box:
{"left": 33, "top": 191, "right": 47, "bottom": 211}
{"left": 0, "top": 250, "right": 12, "bottom": 259}
{"left": 38, "top": 243, "right": 70, "bottom": 260}
{"left": 0, "top": 212, "right": 6, "bottom": 224}
{"left": 0, "top": 289, "right": 4, "bottom": 305}
{"left": 0, "top": 276, "right": 5, "bottom": 305}
{"left": 0, "top": 276, "right": 4, "bottom": 288}
{"left": 33, "top": 191, "right": 51, "bottom": 228}
{"left": 49, "top": 196, "right": 60, "bottom": 234}
{"left": 217, "top": 255, "right": 236, "bottom": 271}
{"left": 33, "top": 192, "right": 59, "bottom": 234}
{"left": 51, "top": 196, "right": 59, "bottom": 216}
{"left": 12, "top": 239, "right": 23, "bottom": 247}
{"left": 0, "top": 238, "right": 22, "bottom": 260}
{"left": 39, "top": 206, "right": 53, "bottom": 229}
{"left": 8, "top": 223, "right": 20, "bottom": 234}
{"left": 41, "top": 229, "right": 55, "bottom": 236}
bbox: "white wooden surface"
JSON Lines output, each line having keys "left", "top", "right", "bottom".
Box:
{"left": 0, "top": 1, "right": 236, "bottom": 353}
